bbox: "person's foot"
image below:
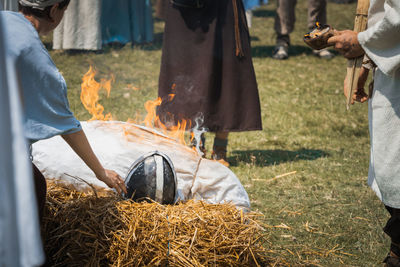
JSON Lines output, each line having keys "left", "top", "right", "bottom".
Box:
{"left": 384, "top": 251, "right": 400, "bottom": 267}
{"left": 211, "top": 138, "right": 229, "bottom": 167}
{"left": 272, "top": 43, "right": 289, "bottom": 60}
{"left": 313, "top": 48, "right": 334, "bottom": 59}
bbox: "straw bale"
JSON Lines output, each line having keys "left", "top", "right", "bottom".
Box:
{"left": 42, "top": 182, "right": 272, "bottom": 266}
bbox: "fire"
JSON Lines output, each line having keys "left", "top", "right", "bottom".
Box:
{"left": 80, "top": 66, "right": 193, "bottom": 148}
{"left": 80, "top": 66, "right": 113, "bottom": 121}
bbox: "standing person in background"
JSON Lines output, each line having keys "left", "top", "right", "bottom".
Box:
{"left": 0, "top": 0, "right": 18, "bottom": 11}
{"left": 327, "top": 0, "right": 400, "bottom": 265}
{"left": 158, "top": 0, "right": 262, "bottom": 167}
{"left": 53, "top": 0, "right": 154, "bottom": 51}
{"left": 273, "top": 0, "right": 334, "bottom": 59}
{"left": 1, "top": 0, "right": 127, "bottom": 221}
{"left": 53, "top": 0, "right": 102, "bottom": 51}
{"left": 101, "top": 0, "right": 153, "bottom": 47}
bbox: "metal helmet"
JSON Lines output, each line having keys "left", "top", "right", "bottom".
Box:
{"left": 123, "top": 151, "right": 177, "bottom": 205}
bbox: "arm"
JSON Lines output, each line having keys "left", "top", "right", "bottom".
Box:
{"left": 344, "top": 66, "right": 370, "bottom": 104}
{"left": 61, "top": 130, "right": 127, "bottom": 194}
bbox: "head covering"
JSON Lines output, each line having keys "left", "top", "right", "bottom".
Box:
{"left": 18, "top": 0, "right": 65, "bottom": 10}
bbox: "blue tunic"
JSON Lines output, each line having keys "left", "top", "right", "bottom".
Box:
{"left": 1, "top": 11, "right": 81, "bottom": 144}
{"left": 101, "top": 0, "right": 154, "bottom": 45}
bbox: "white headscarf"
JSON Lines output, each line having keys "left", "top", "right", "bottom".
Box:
{"left": 19, "top": 0, "right": 65, "bottom": 10}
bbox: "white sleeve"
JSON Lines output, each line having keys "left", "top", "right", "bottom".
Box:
{"left": 358, "top": 0, "right": 400, "bottom": 76}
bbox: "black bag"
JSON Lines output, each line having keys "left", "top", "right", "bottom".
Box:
{"left": 123, "top": 151, "right": 177, "bottom": 205}
{"left": 170, "top": 0, "right": 205, "bottom": 8}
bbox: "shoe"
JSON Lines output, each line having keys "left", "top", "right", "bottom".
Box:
{"left": 384, "top": 252, "right": 400, "bottom": 267}
{"left": 272, "top": 43, "right": 289, "bottom": 60}
{"left": 211, "top": 138, "right": 229, "bottom": 167}
{"left": 313, "top": 48, "right": 334, "bottom": 59}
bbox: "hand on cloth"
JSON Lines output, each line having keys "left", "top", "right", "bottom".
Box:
{"left": 344, "top": 66, "right": 370, "bottom": 104}
{"left": 62, "top": 130, "right": 127, "bottom": 195}
{"left": 95, "top": 169, "right": 127, "bottom": 195}
{"left": 327, "top": 30, "right": 365, "bottom": 59}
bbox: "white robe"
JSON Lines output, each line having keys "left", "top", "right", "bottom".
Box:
{"left": 0, "top": 0, "right": 18, "bottom": 11}
{"left": 358, "top": 0, "right": 400, "bottom": 208}
{"left": 53, "top": 0, "right": 102, "bottom": 50}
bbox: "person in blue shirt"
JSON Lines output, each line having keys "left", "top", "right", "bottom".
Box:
{"left": 1, "top": 0, "right": 127, "bottom": 218}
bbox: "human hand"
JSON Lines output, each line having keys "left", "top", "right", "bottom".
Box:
{"left": 96, "top": 169, "right": 127, "bottom": 195}
{"left": 327, "top": 30, "right": 364, "bottom": 59}
{"left": 344, "top": 66, "right": 370, "bottom": 104}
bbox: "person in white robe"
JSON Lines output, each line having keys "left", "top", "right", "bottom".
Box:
{"left": 53, "top": 0, "right": 102, "bottom": 51}
{"left": 327, "top": 0, "right": 400, "bottom": 265}
{"left": 0, "top": 0, "right": 18, "bottom": 11}
{"left": 0, "top": 4, "right": 44, "bottom": 266}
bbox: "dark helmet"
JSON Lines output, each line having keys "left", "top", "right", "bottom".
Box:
{"left": 123, "top": 151, "right": 177, "bottom": 205}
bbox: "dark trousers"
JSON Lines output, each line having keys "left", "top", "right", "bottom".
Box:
{"left": 274, "top": 0, "right": 327, "bottom": 44}
{"left": 384, "top": 206, "right": 400, "bottom": 256}
{"left": 32, "top": 163, "right": 47, "bottom": 220}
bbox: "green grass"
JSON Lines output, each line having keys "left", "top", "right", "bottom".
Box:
{"left": 45, "top": 1, "right": 388, "bottom": 266}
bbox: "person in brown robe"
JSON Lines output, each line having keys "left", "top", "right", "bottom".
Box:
{"left": 158, "top": 0, "right": 262, "bottom": 166}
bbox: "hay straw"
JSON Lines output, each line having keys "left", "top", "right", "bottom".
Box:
{"left": 42, "top": 182, "right": 274, "bottom": 266}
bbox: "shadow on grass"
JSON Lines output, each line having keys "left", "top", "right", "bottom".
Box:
{"left": 141, "top": 32, "right": 163, "bottom": 51}
{"left": 251, "top": 45, "right": 314, "bottom": 58}
{"left": 228, "top": 149, "right": 328, "bottom": 167}
{"left": 253, "top": 9, "right": 275, "bottom": 18}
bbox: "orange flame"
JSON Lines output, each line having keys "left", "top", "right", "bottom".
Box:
{"left": 141, "top": 97, "right": 189, "bottom": 145}
{"left": 80, "top": 66, "right": 112, "bottom": 121}
{"left": 80, "top": 66, "right": 193, "bottom": 147}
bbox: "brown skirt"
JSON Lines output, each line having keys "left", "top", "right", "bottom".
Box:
{"left": 158, "top": 0, "right": 262, "bottom": 132}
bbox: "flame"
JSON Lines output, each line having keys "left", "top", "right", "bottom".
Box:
{"left": 141, "top": 97, "right": 189, "bottom": 146}
{"left": 80, "top": 66, "right": 112, "bottom": 121}
{"left": 80, "top": 66, "right": 194, "bottom": 148}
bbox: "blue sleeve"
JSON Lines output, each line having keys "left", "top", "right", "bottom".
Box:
{"left": 16, "top": 37, "right": 82, "bottom": 144}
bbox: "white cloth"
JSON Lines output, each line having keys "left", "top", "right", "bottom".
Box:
{"left": 0, "top": 9, "right": 44, "bottom": 267}
{"left": 358, "top": 0, "right": 400, "bottom": 208}
{"left": 0, "top": 0, "right": 18, "bottom": 11}
{"left": 32, "top": 121, "right": 251, "bottom": 210}
{"left": 53, "top": 0, "right": 101, "bottom": 50}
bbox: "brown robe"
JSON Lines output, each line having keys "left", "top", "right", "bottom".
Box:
{"left": 158, "top": 0, "right": 262, "bottom": 132}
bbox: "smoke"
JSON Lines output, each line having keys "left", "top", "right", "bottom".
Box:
{"left": 191, "top": 114, "right": 207, "bottom": 156}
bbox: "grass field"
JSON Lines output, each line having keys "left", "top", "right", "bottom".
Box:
{"left": 45, "top": 1, "right": 389, "bottom": 266}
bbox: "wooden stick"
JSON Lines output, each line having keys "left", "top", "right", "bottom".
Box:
{"left": 345, "top": 0, "right": 370, "bottom": 109}
{"left": 253, "top": 171, "right": 297, "bottom": 182}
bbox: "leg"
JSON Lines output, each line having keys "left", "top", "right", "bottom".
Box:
{"left": 32, "top": 163, "right": 47, "bottom": 221}
{"left": 245, "top": 9, "right": 253, "bottom": 28}
{"left": 308, "top": 0, "right": 333, "bottom": 58}
{"left": 273, "top": 0, "right": 296, "bottom": 59}
{"left": 274, "top": 0, "right": 297, "bottom": 45}
{"left": 384, "top": 206, "right": 400, "bottom": 255}
{"left": 383, "top": 206, "right": 400, "bottom": 266}
{"left": 307, "top": 0, "right": 327, "bottom": 30}
{"left": 212, "top": 132, "right": 229, "bottom": 166}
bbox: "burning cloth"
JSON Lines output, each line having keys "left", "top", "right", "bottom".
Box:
{"left": 32, "top": 120, "right": 250, "bottom": 209}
